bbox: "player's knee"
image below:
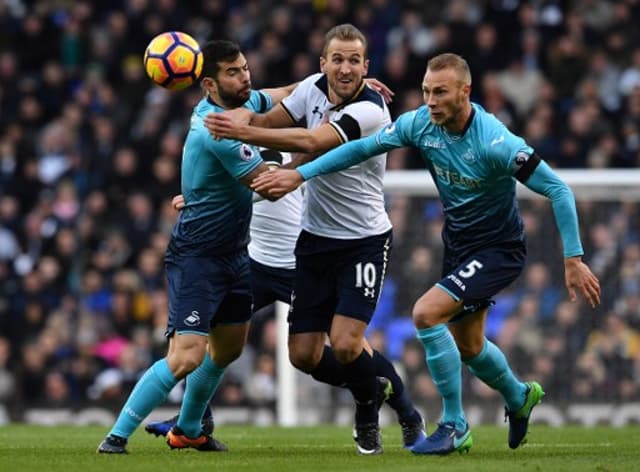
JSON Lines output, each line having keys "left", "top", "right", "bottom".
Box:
{"left": 211, "top": 346, "right": 244, "bottom": 367}
{"left": 288, "top": 348, "right": 316, "bottom": 372}
{"left": 168, "top": 351, "right": 205, "bottom": 378}
{"left": 411, "top": 301, "right": 439, "bottom": 329}
{"left": 331, "top": 341, "right": 361, "bottom": 364}
{"left": 456, "top": 337, "right": 484, "bottom": 360}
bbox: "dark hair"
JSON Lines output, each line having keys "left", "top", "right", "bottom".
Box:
{"left": 322, "top": 23, "right": 368, "bottom": 58}
{"left": 201, "top": 40, "right": 242, "bottom": 78}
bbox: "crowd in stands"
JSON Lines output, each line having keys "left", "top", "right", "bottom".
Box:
{"left": 0, "top": 0, "right": 639, "bottom": 419}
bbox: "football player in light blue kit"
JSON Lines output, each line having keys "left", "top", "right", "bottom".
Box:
{"left": 97, "top": 40, "right": 295, "bottom": 454}
{"left": 252, "top": 53, "right": 601, "bottom": 455}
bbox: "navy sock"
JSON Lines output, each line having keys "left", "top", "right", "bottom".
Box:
{"left": 372, "top": 350, "right": 417, "bottom": 421}
{"left": 341, "top": 349, "right": 377, "bottom": 424}
{"left": 310, "top": 345, "right": 346, "bottom": 387}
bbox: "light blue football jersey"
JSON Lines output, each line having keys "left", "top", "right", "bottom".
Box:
{"left": 375, "top": 103, "right": 533, "bottom": 254}
{"left": 376, "top": 103, "right": 533, "bottom": 252}
{"left": 169, "top": 90, "right": 272, "bottom": 256}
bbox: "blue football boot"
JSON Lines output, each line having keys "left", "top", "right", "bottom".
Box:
{"left": 411, "top": 421, "right": 472, "bottom": 455}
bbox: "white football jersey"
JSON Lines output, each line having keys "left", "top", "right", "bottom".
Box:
{"left": 249, "top": 152, "right": 302, "bottom": 269}
{"left": 281, "top": 73, "right": 392, "bottom": 239}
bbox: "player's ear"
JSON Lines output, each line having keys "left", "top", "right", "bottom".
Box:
{"left": 363, "top": 58, "right": 369, "bottom": 76}
{"left": 461, "top": 82, "right": 471, "bottom": 99}
{"left": 319, "top": 56, "right": 326, "bottom": 73}
{"left": 201, "top": 76, "right": 216, "bottom": 95}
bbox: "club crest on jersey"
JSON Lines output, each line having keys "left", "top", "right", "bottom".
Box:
{"left": 461, "top": 149, "right": 476, "bottom": 163}
{"left": 239, "top": 143, "right": 255, "bottom": 161}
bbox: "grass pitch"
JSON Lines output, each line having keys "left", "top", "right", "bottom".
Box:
{"left": 0, "top": 424, "right": 636, "bottom": 472}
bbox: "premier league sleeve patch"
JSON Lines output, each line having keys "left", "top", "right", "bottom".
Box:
{"left": 239, "top": 143, "right": 255, "bottom": 161}
{"left": 513, "top": 151, "right": 541, "bottom": 182}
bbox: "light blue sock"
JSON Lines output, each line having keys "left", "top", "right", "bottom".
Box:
{"left": 177, "top": 355, "right": 226, "bottom": 437}
{"left": 416, "top": 324, "right": 466, "bottom": 430}
{"left": 111, "top": 358, "right": 177, "bottom": 438}
{"left": 464, "top": 338, "right": 527, "bottom": 411}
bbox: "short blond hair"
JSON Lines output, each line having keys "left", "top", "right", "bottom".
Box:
{"left": 427, "top": 53, "right": 471, "bottom": 85}
{"left": 322, "top": 23, "right": 368, "bottom": 58}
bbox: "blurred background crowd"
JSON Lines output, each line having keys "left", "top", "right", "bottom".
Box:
{"left": 0, "top": 0, "right": 639, "bottom": 420}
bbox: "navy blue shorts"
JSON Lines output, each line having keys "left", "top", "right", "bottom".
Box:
{"left": 289, "top": 229, "right": 392, "bottom": 334}
{"left": 250, "top": 258, "right": 295, "bottom": 311}
{"left": 437, "top": 241, "right": 526, "bottom": 321}
{"left": 165, "top": 249, "right": 253, "bottom": 336}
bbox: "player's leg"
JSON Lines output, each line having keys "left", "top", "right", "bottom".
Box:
{"left": 97, "top": 332, "right": 207, "bottom": 453}
{"left": 144, "top": 338, "right": 215, "bottom": 438}
{"left": 411, "top": 285, "right": 472, "bottom": 455}
{"left": 146, "top": 257, "right": 290, "bottom": 438}
{"left": 168, "top": 251, "right": 253, "bottom": 451}
{"left": 286, "top": 246, "right": 345, "bottom": 385}
{"left": 364, "top": 339, "right": 427, "bottom": 448}
{"left": 167, "top": 323, "right": 249, "bottom": 451}
{"left": 329, "top": 230, "right": 396, "bottom": 455}
{"left": 98, "top": 254, "right": 214, "bottom": 454}
{"left": 452, "top": 308, "right": 543, "bottom": 449}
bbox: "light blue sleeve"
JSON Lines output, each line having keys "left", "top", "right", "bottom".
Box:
{"left": 484, "top": 120, "right": 534, "bottom": 172}
{"left": 247, "top": 90, "right": 273, "bottom": 113}
{"left": 297, "top": 110, "right": 417, "bottom": 180}
{"left": 297, "top": 134, "right": 384, "bottom": 180}
{"left": 210, "top": 138, "right": 263, "bottom": 179}
{"left": 524, "top": 160, "right": 584, "bottom": 258}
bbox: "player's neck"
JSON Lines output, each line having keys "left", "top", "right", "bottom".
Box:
{"left": 327, "top": 80, "right": 364, "bottom": 107}
{"left": 443, "top": 102, "right": 473, "bottom": 135}
{"left": 208, "top": 92, "right": 232, "bottom": 109}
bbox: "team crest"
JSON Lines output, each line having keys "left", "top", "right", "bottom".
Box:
{"left": 184, "top": 310, "right": 201, "bottom": 327}
{"left": 239, "top": 143, "right": 255, "bottom": 161}
{"left": 461, "top": 149, "right": 476, "bottom": 163}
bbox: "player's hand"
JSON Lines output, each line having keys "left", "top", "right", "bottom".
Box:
{"left": 564, "top": 256, "right": 601, "bottom": 308}
{"left": 365, "top": 78, "right": 395, "bottom": 104}
{"left": 204, "top": 108, "right": 252, "bottom": 140}
{"left": 251, "top": 168, "right": 304, "bottom": 198}
{"left": 172, "top": 194, "right": 185, "bottom": 211}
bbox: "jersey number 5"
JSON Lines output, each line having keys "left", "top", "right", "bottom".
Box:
{"left": 459, "top": 260, "right": 483, "bottom": 278}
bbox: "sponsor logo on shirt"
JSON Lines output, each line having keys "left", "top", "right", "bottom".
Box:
{"left": 490, "top": 135, "right": 505, "bottom": 146}
{"left": 424, "top": 139, "right": 446, "bottom": 149}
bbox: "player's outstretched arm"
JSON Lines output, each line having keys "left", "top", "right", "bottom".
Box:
{"left": 261, "top": 81, "right": 299, "bottom": 105}
{"left": 522, "top": 159, "right": 601, "bottom": 307}
{"left": 251, "top": 169, "right": 304, "bottom": 198}
{"left": 564, "top": 256, "right": 601, "bottom": 308}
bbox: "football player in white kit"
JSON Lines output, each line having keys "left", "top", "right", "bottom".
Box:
{"left": 206, "top": 24, "right": 426, "bottom": 454}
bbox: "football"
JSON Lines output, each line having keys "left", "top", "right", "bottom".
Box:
{"left": 143, "top": 31, "right": 203, "bottom": 91}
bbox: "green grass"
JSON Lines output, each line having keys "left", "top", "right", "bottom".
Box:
{"left": 0, "top": 424, "right": 636, "bottom": 471}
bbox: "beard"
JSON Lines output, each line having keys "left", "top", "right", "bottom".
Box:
{"left": 216, "top": 82, "right": 251, "bottom": 108}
